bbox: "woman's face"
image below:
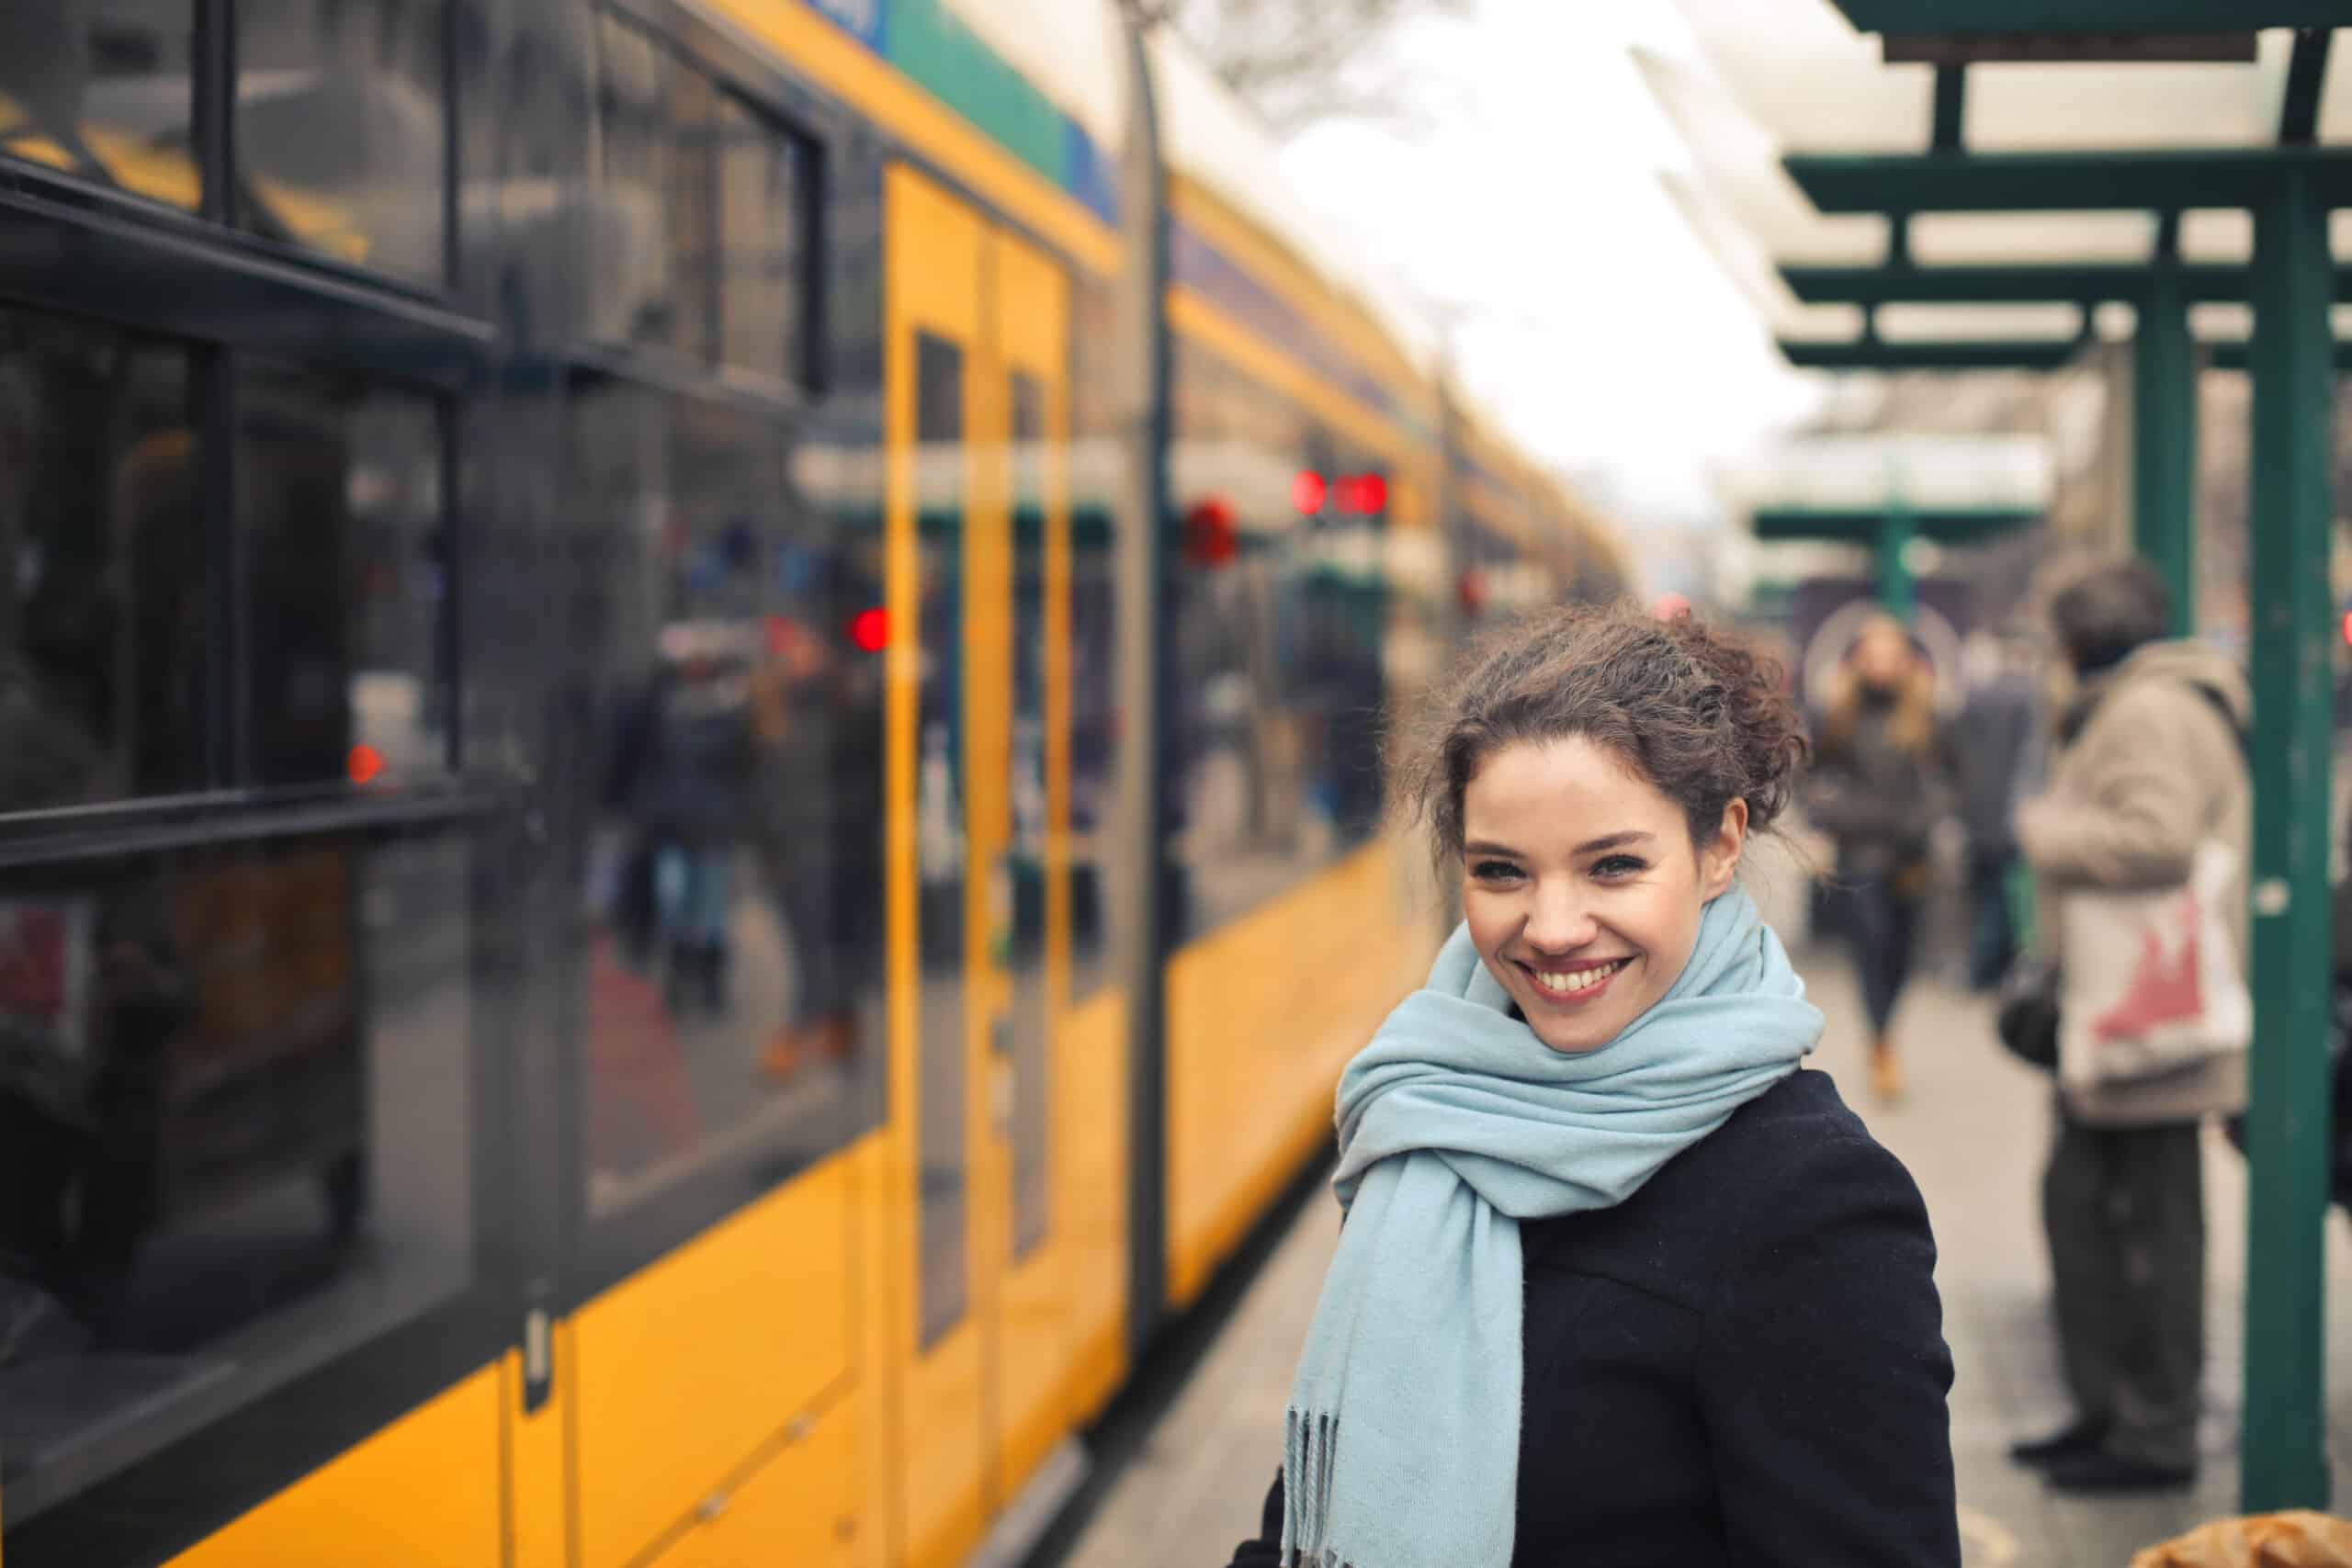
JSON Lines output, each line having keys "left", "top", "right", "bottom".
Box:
{"left": 1851, "top": 623, "right": 1915, "bottom": 692}
{"left": 1460, "top": 737, "right": 1745, "bottom": 1054}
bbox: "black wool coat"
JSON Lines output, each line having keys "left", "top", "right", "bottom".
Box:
{"left": 1225, "top": 1069, "right": 1959, "bottom": 1567}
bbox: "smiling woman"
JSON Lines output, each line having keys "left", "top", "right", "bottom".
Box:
{"left": 1227, "top": 603, "right": 1960, "bottom": 1568}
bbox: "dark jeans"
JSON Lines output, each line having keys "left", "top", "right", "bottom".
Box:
{"left": 1967, "top": 848, "right": 2019, "bottom": 991}
{"left": 2043, "top": 1111, "right": 2204, "bottom": 1471}
{"left": 773, "top": 833, "right": 881, "bottom": 1027}
{"left": 1842, "top": 874, "right": 1920, "bottom": 1038}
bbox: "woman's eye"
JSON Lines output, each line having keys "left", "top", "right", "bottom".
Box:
{"left": 1593, "top": 855, "right": 1646, "bottom": 879}
{"left": 1471, "top": 860, "right": 1522, "bottom": 883}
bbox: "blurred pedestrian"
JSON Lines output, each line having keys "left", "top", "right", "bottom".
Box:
{"left": 2008, "top": 557, "right": 2248, "bottom": 1495}
{"left": 1225, "top": 604, "right": 1957, "bottom": 1568}
{"left": 1804, "top": 613, "right": 1955, "bottom": 1101}
{"left": 1954, "top": 631, "right": 2042, "bottom": 990}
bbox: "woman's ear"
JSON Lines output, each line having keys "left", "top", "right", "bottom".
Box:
{"left": 1701, "top": 798, "right": 1748, "bottom": 899}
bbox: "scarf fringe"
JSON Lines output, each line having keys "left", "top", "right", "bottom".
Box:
{"left": 1283, "top": 1405, "right": 1348, "bottom": 1568}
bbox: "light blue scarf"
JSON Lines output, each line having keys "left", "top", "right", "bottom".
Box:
{"left": 1282, "top": 886, "right": 1820, "bottom": 1568}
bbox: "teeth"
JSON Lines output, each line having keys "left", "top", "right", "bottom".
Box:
{"left": 1533, "top": 960, "right": 1626, "bottom": 994}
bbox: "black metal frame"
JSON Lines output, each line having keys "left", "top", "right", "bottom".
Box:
{"left": 0, "top": 2, "right": 514, "bottom": 1558}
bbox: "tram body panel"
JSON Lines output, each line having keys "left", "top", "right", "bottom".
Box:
{"left": 160, "top": 1368, "right": 503, "bottom": 1568}
{"left": 569, "top": 1152, "right": 855, "bottom": 1568}
{"left": 1163, "top": 841, "right": 1428, "bottom": 1309}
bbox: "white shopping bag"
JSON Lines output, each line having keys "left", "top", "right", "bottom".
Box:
{"left": 2057, "top": 840, "right": 2251, "bottom": 1089}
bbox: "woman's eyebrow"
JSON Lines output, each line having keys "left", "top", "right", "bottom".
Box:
{"left": 1463, "top": 830, "right": 1654, "bottom": 859}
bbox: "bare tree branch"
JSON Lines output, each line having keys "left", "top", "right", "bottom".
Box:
{"left": 1122, "top": 0, "right": 1469, "bottom": 136}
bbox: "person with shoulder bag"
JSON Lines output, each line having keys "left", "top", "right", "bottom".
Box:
{"left": 2006, "top": 558, "right": 2251, "bottom": 1495}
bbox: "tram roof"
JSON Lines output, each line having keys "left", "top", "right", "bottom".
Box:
{"left": 944, "top": 0, "right": 1131, "bottom": 159}
{"left": 1147, "top": 28, "right": 1442, "bottom": 386}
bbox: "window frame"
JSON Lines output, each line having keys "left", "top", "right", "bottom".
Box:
{"left": 550, "top": 0, "right": 869, "bottom": 1311}
{"left": 0, "top": 784, "right": 514, "bottom": 1561}
{"left": 588, "top": 0, "right": 830, "bottom": 398}
{"left": 0, "top": 0, "right": 465, "bottom": 300}
{"left": 0, "top": 179, "right": 498, "bottom": 1568}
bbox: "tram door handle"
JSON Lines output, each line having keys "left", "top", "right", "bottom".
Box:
{"left": 522, "top": 1305, "right": 554, "bottom": 1415}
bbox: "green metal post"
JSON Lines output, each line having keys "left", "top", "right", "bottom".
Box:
{"left": 2133, "top": 243, "right": 2197, "bottom": 636}
{"left": 1879, "top": 468, "right": 1917, "bottom": 622}
{"left": 2241, "top": 164, "right": 2336, "bottom": 1516}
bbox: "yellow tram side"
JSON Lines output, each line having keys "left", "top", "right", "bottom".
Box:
{"left": 0, "top": 3, "right": 1619, "bottom": 1566}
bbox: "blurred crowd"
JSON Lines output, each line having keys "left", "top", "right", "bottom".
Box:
{"left": 1788, "top": 556, "right": 2321, "bottom": 1497}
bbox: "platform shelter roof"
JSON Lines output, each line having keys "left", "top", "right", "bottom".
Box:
{"left": 1641, "top": 9, "right": 2352, "bottom": 360}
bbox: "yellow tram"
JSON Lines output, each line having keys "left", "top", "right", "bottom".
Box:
{"left": 0, "top": 3, "right": 1629, "bottom": 1564}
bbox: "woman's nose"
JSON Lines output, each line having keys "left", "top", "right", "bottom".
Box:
{"left": 1522, "top": 886, "right": 1599, "bottom": 953}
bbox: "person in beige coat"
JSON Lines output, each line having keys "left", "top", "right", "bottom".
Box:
{"left": 2007, "top": 558, "right": 2250, "bottom": 1495}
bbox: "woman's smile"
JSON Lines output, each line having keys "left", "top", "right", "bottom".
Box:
{"left": 1516, "top": 955, "right": 1635, "bottom": 1005}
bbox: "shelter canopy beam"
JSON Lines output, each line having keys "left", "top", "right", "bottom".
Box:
{"left": 1788, "top": 148, "right": 2352, "bottom": 214}
{"left": 1777, "top": 337, "right": 2086, "bottom": 370}
{"left": 1827, "top": 1, "right": 2344, "bottom": 32}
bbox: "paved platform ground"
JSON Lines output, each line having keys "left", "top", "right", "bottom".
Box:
{"left": 1056, "top": 927, "right": 2352, "bottom": 1568}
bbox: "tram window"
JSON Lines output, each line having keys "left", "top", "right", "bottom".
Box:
{"left": 571, "top": 382, "right": 881, "bottom": 1221}
{"left": 0, "top": 2, "right": 201, "bottom": 213}
{"left": 0, "top": 305, "right": 206, "bottom": 810}
{"left": 913, "top": 330, "right": 967, "bottom": 1348}
{"left": 0, "top": 818, "right": 480, "bottom": 1525}
{"left": 717, "top": 94, "right": 810, "bottom": 383}
{"left": 1008, "top": 370, "right": 1048, "bottom": 1263}
{"left": 1067, "top": 279, "right": 1117, "bottom": 999}
{"left": 591, "top": 10, "right": 720, "bottom": 362}
{"left": 234, "top": 0, "right": 449, "bottom": 287}
{"left": 238, "top": 363, "right": 450, "bottom": 787}
{"left": 1164, "top": 338, "right": 1388, "bottom": 942}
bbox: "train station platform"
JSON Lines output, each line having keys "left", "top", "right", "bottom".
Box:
{"left": 1047, "top": 905, "right": 2352, "bottom": 1568}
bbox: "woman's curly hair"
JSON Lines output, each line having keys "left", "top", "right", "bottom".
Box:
{"left": 1397, "top": 604, "right": 1810, "bottom": 868}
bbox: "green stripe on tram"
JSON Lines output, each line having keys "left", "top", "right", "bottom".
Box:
{"left": 888, "top": 0, "right": 1071, "bottom": 191}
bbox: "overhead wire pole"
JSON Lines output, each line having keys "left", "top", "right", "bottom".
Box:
{"left": 2241, "top": 158, "right": 2338, "bottom": 1515}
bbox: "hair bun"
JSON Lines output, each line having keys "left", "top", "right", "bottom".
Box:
{"left": 1657, "top": 615, "right": 1808, "bottom": 835}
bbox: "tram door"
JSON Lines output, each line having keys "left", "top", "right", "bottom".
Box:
{"left": 884, "top": 165, "right": 1074, "bottom": 1568}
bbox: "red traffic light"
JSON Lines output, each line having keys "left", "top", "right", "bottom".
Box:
{"left": 1184, "top": 496, "right": 1239, "bottom": 567}
{"left": 850, "top": 607, "right": 889, "bottom": 652}
{"left": 1344, "top": 473, "right": 1388, "bottom": 514}
{"left": 1292, "top": 471, "right": 1328, "bottom": 515}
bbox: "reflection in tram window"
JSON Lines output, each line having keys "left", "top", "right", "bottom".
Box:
{"left": 1066, "top": 278, "right": 1118, "bottom": 999}
{"left": 570, "top": 383, "right": 881, "bottom": 1218}
{"left": 235, "top": 0, "right": 449, "bottom": 284}
{"left": 591, "top": 11, "right": 817, "bottom": 381}
{"left": 239, "top": 363, "right": 450, "bottom": 786}
{"left": 1165, "top": 337, "right": 1389, "bottom": 943}
{"left": 717, "top": 94, "right": 810, "bottom": 382}
{"left": 0, "top": 2, "right": 201, "bottom": 213}
{"left": 1008, "top": 369, "right": 1049, "bottom": 1263}
{"left": 912, "top": 331, "right": 968, "bottom": 1347}
{"left": 0, "top": 821, "right": 478, "bottom": 1525}
{"left": 0, "top": 306, "right": 205, "bottom": 808}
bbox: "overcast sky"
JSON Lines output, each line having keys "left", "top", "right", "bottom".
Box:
{"left": 1276, "top": 0, "right": 1824, "bottom": 532}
